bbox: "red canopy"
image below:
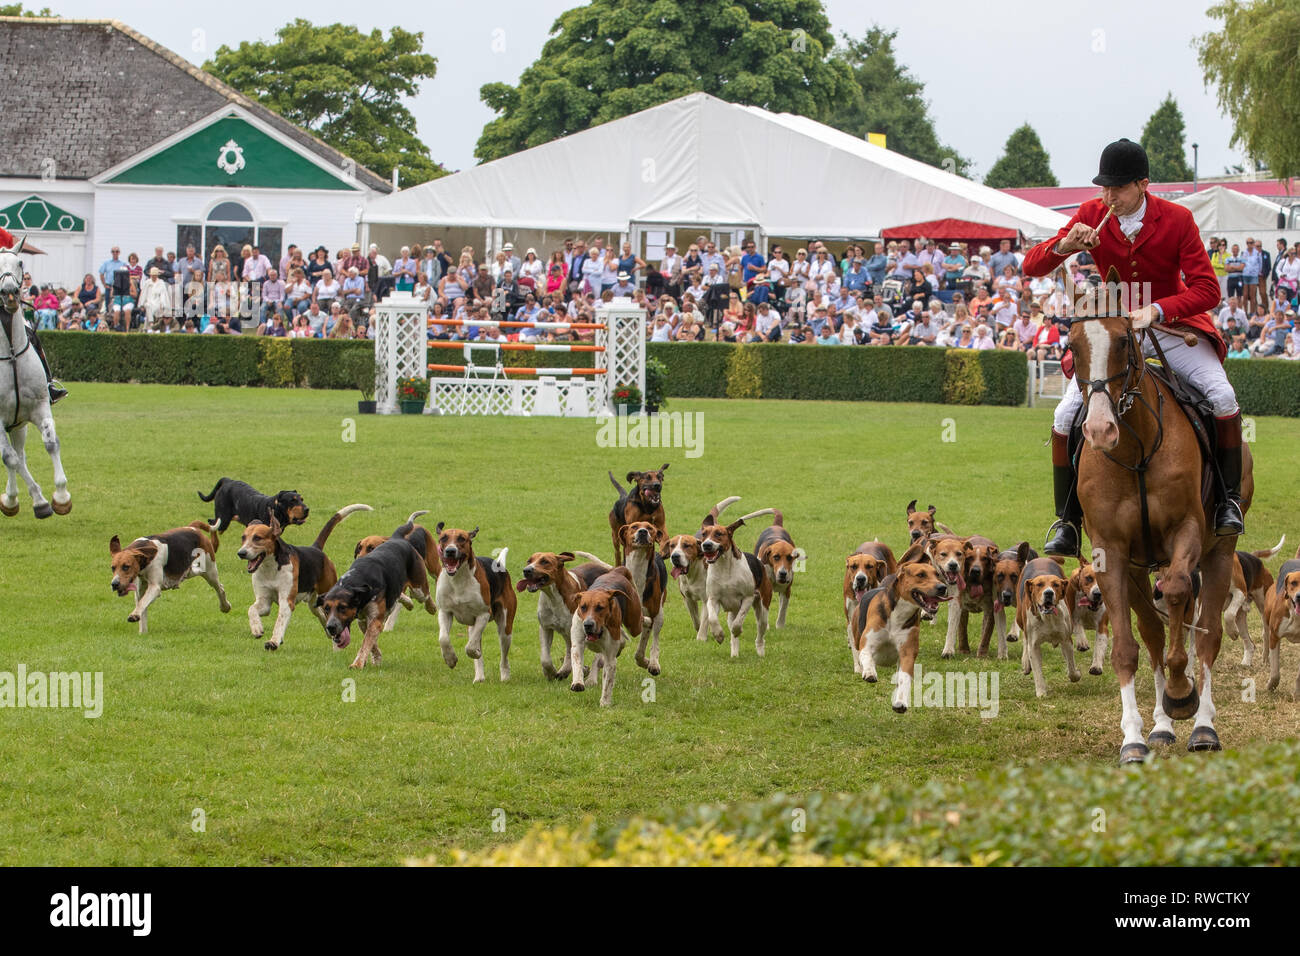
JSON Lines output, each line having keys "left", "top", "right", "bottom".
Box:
{"left": 880, "top": 218, "right": 1020, "bottom": 244}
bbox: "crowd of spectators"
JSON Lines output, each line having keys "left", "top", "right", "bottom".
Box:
{"left": 20, "top": 230, "right": 1300, "bottom": 361}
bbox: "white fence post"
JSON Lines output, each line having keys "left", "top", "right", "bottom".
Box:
{"left": 373, "top": 291, "right": 428, "bottom": 414}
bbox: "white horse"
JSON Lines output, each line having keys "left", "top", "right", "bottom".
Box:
{"left": 0, "top": 244, "right": 70, "bottom": 518}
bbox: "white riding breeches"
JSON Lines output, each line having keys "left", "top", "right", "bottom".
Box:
{"left": 1053, "top": 327, "right": 1239, "bottom": 433}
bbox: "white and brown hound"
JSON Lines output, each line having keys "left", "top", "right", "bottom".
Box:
{"left": 109, "top": 521, "right": 231, "bottom": 634}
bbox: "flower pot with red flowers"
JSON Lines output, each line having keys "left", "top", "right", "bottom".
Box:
{"left": 396, "top": 375, "right": 429, "bottom": 414}
{"left": 612, "top": 383, "right": 643, "bottom": 415}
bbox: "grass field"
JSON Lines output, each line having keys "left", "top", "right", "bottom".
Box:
{"left": 3, "top": 383, "right": 1299, "bottom": 866}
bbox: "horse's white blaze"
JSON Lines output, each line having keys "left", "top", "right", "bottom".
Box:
{"left": 1083, "top": 322, "right": 1117, "bottom": 437}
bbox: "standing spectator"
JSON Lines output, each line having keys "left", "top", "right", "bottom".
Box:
{"left": 500, "top": 243, "right": 521, "bottom": 276}
{"left": 1242, "top": 238, "right": 1264, "bottom": 311}
{"left": 1224, "top": 243, "right": 1245, "bottom": 300}
{"left": 305, "top": 246, "right": 331, "bottom": 285}
{"left": 864, "top": 241, "right": 888, "bottom": 288}
{"left": 942, "top": 243, "right": 967, "bottom": 286}
{"left": 391, "top": 247, "right": 418, "bottom": 292}
{"left": 98, "top": 244, "right": 127, "bottom": 299}
{"left": 659, "top": 243, "right": 682, "bottom": 300}
{"left": 144, "top": 246, "right": 171, "bottom": 284}
{"left": 422, "top": 245, "right": 444, "bottom": 288}
{"left": 1209, "top": 237, "right": 1229, "bottom": 303}
{"left": 279, "top": 244, "right": 298, "bottom": 278}
{"left": 989, "top": 238, "right": 1018, "bottom": 277}
{"left": 1277, "top": 245, "right": 1300, "bottom": 302}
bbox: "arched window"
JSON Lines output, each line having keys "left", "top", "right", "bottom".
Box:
{"left": 178, "top": 201, "right": 282, "bottom": 268}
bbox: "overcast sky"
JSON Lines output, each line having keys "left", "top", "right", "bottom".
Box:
{"left": 49, "top": 0, "right": 1240, "bottom": 185}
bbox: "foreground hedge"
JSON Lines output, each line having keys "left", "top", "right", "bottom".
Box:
{"left": 422, "top": 739, "right": 1300, "bottom": 866}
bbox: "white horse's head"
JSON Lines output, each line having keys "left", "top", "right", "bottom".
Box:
{"left": 0, "top": 243, "right": 23, "bottom": 302}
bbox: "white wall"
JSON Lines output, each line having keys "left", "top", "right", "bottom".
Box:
{"left": 0, "top": 180, "right": 94, "bottom": 290}
{"left": 88, "top": 184, "right": 370, "bottom": 287}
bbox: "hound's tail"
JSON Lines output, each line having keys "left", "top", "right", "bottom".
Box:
{"left": 392, "top": 509, "right": 430, "bottom": 540}
{"left": 701, "top": 495, "right": 741, "bottom": 529}
{"left": 492, "top": 547, "right": 510, "bottom": 574}
{"left": 572, "top": 550, "right": 611, "bottom": 568}
{"left": 189, "top": 520, "right": 220, "bottom": 554}
{"left": 312, "top": 504, "right": 373, "bottom": 550}
{"left": 608, "top": 471, "right": 627, "bottom": 497}
{"left": 730, "top": 508, "right": 776, "bottom": 529}
{"left": 771, "top": 509, "right": 784, "bottom": 527}
{"left": 197, "top": 478, "right": 227, "bottom": 502}
{"left": 1253, "top": 534, "right": 1286, "bottom": 560}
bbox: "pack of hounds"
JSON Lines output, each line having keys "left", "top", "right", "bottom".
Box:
{"left": 106, "top": 475, "right": 1300, "bottom": 707}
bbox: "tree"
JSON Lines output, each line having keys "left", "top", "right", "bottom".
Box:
{"left": 475, "top": 0, "right": 852, "bottom": 163}
{"left": 205, "top": 19, "right": 445, "bottom": 188}
{"left": 983, "top": 124, "right": 1058, "bottom": 188}
{"left": 0, "top": 4, "right": 54, "bottom": 13}
{"left": 830, "top": 26, "right": 970, "bottom": 177}
{"left": 1140, "top": 94, "right": 1193, "bottom": 182}
{"left": 1197, "top": 0, "right": 1300, "bottom": 180}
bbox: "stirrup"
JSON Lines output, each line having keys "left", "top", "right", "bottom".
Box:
{"left": 48, "top": 381, "right": 67, "bottom": 404}
{"left": 1214, "top": 497, "right": 1244, "bottom": 537}
{"left": 1043, "top": 519, "right": 1081, "bottom": 558}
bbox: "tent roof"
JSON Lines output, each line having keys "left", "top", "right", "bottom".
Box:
{"left": 1173, "top": 185, "right": 1284, "bottom": 232}
{"left": 363, "top": 92, "right": 1067, "bottom": 237}
{"left": 881, "top": 218, "right": 1019, "bottom": 241}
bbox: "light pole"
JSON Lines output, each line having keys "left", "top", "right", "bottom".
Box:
{"left": 1192, "top": 142, "right": 1199, "bottom": 192}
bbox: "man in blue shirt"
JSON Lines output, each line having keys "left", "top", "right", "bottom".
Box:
{"left": 843, "top": 256, "right": 869, "bottom": 292}
{"left": 1224, "top": 243, "right": 1246, "bottom": 301}
{"left": 988, "top": 238, "right": 1018, "bottom": 277}
{"left": 740, "top": 240, "right": 766, "bottom": 285}
{"left": 864, "top": 242, "right": 888, "bottom": 287}
{"left": 1242, "top": 238, "right": 1264, "bottom": 311}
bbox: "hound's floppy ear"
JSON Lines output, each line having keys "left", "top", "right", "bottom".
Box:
{"left": 906, "top": 499, "right": 917, "bottom": 515}
{"left": 927, "top": 505, "right": 936, "bottom": 517}
{"left": 314, "top": 594, "right": 324, "bottom": 607}
{"left": 136, "top": 542, "right": 159, "bottom": 565}
{"left": 435, "top": 521, "right": 445, "bottom": 534}
{"left": 626, "top": 470, "right": 641, "bottom": 484}
{"left": 792, "top": 547, "right": 807, "bottom": 561}
{"left": 353, "top": 541, "right": 364, "bottom": 558}
{"left": 899, "top": 543, "right": 927, "bottom": 565}
{"left": 109, "top": 535, "right": 122, "bottom": 555}
{"left": 469, "top": 526, "right": 479, "bottom": 539}
{"left": 757, "top": 543, "right": 772, "bottom": 564}
{"left": 270, "top": 515, "right": 282, "bottom": 537}
{"left": 1048, "top": 555, "right": 1067, "bottom": 569}
{"left": 659, "top": 463, "right": 669, "bottom": 473}
{"left": 557, "top": 551, "right": 575, "bottom": 564}
{"left": 654, "top": 527, "right": 667, "bottom": 543}
{"left": 620, "top": 525, "right": 635, "bottom": 544}
{"left": 1016, "top": 541, "right": 1031, "bottom": 565}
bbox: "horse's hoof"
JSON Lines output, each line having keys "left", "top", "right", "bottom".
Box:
{"left": 33, "top": 502, "right": 53, "bottom": 519}
{"left": 1162, "top": 684, "right": 1199, "bottom": 720}
{"left": 1187, "top": 727, "right": 1222, "bottom": 752}
{"left": 1146, "top": 729, "right": 1176, "bottom": 747}
{"left": 51, "top": 498, "right": 71, "bottom": 516}
{"left": 1119, "top": 742, "right": 1150, "bottom": 765}
{"left": 0, "top": 499, "right": 19, "bottom": 517}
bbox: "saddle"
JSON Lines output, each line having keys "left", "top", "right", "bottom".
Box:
{"left": 1069, "top": 351, "right": 1217, "bottom": 512}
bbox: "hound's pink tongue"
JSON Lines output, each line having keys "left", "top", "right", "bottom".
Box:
{"left": 671, "top": 566, "right": 684, "bottom": 579}
{"left": 335, "top": 628, "right": 351, "bottom": 649}
{"left": 515, "top": 580, "right": 529, "bottom": 592}
{"left": 1078, "top": 597, "right": 1091, "bottom": 608}
{"left": 968, "top": 583, "right": 983, "bottom": 599}
{"left": 993, "top": 600, "right": 1003, "bottom": 613}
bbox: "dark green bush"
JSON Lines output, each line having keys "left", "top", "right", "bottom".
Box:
{"left": 1227, "top": 358, "right": 1300, "bottom": 417}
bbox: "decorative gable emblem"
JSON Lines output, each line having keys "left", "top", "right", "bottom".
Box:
{"left": 216, "top": 140, "right": 246, "bottom": 176}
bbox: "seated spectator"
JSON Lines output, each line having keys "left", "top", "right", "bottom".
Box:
{"left": 996, "top": 325, "right": 1020, "bottom": 350}
{"left": 991, "top": 292, "right": 1018, "bottom": 330}
{"left": 1227, "top": 334, "right": 1251, "bottom": 360}
{"left": 314, "top": 269, "right": 340, "bottom": 311}
{"left": 954, "top": 324, "right": 974, "bottom": 348}
{"left": 330, "top": 312, "right": 355, "bottom": 339}
{"left": 649, "top": 313, "right": 674, "bottom": 343}
{"left": 814, "top": 323, "right": 840, "bottom": 345}
{"left": 342, "top": 267, "right": 368, "bottom": 317}
{"left": 1032, "top": 317, "right": 1062, "bottom": 361}
{"left": 962, "top": 255, "right": 990, "bottom": 285}
{"left": 750, "top": 301, "right": 782, "bottom": 343}
{"left": 676, "top": 312, "right": 705, "bottom": 341}
{"left": 1012, "top": 310, "right": 1039, "bottom": 352}
{"left": 911, "top": 307, "right": 940, "bottom": 346}
{"left": 868, "top": 309, "right": 898, "bottom": 345}
{"left": 972, "top": 323, "right": 996, "bottom": 350}
{"left": 837, "top": 312, "right": 864, "bottom": 345}
{"left": 303, "top": 300, "right": 327, "bottom": 337}
{"left": 33, "top": 286, "right": 59, "bottom": 330}
{"left": 290, "top": 314, "right": 314, "bottom": 338}
{"left": 263, "top": 313, "right": 289, "bottom": 337}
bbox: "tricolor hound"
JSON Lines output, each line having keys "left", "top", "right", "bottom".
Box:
{"left": 236, "top": 503, "right": 371, "bottom": 650}
{"left": 109, "top": 521, "right": 231, "bottom": 633}
{"left": 850, "top": 561, "right": 949, "bottom": 711}
{"left": 434, "top": 523, "right": 516, "bottom": 683}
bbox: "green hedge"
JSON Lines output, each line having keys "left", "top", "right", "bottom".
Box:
{"left": 1226, "top": 358, "right": 1300, "bottom": 417}
{"left": 41, "top": 331, "right": 372, "bottom": 389}
{"left": 69, "top": 330, "right": 1300, "bottom": 413}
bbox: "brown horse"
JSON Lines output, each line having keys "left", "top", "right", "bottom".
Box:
{"left": 1068, "top": 304, "right": 1252, "bottom": 763}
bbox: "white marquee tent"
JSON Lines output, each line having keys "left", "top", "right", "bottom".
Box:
{"left": 361, "top": 92, "right": 1067, "bottom": 257}
{"left": 1174, "top": 186, "right": 1286, "bottom": 251}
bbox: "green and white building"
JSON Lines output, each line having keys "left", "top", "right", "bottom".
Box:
{"left": 0, "top": 17, "right": 391, "bottom": 289}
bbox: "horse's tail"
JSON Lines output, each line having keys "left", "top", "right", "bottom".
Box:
{"left": 197, "top": 478, "right": 227, "bottom": 503}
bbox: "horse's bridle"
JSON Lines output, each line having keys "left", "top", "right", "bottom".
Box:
{"left": 1065, "top": 311, "right": 1170, "bottom": 569}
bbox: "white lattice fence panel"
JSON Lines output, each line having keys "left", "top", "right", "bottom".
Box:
{"left": 374, "top": 293, "right": 428, "bottom": 413}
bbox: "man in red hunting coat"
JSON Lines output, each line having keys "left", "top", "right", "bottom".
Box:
{"left": 0, "top": 227, "right": 64, "bottom": 403}
{"left": 1022, "top": 138, "right": 1242, "bottom": 557}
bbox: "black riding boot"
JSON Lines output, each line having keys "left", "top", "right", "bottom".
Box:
{"left": 1213, "top": 413, "right": 1245, "bottom": 536}
{"left": 26, "top": 327, "right": 67, "bottom": 403}
{"left": 1043, "top": 429, "right": 1083, "bottom": 558}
